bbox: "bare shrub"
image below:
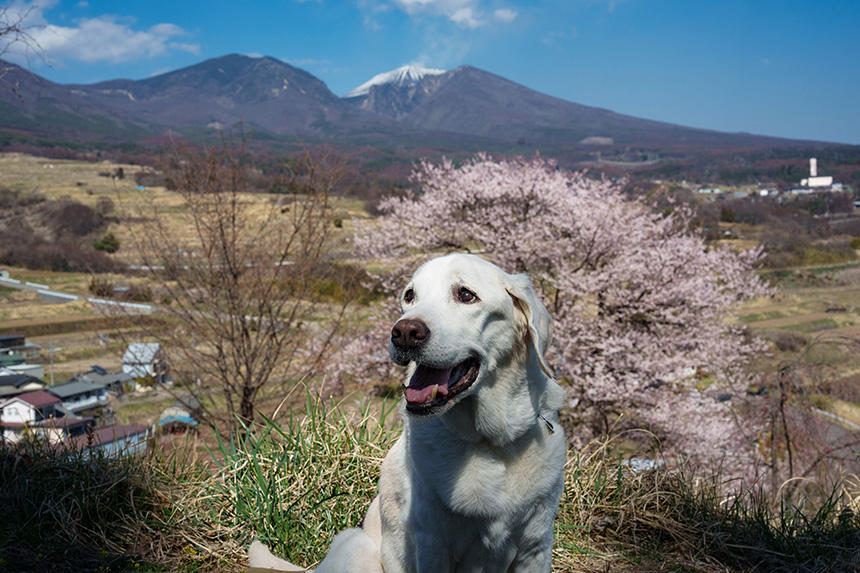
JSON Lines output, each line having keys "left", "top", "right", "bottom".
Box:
{"left": 44, "top": 200, "right": 104, "bottom": 237}
{"left": 88, "top": 276, "right": 114, "bottom": 297}
{"left": 769, "top": 330, "right": 808, "bottom": 353}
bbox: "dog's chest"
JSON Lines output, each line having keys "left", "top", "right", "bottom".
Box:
{"left": 407, "top": 429, "right": 550, "bottom": 518}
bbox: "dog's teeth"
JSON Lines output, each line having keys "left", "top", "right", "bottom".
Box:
{"left": 429, "top": 384, "right": 438, "bottom": 401}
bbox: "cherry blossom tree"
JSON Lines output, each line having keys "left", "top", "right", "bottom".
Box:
{"left": 340, "top": 155, "right": 772, "bottom": 479}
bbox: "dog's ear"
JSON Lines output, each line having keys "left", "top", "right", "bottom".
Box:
{"left": 505, "top": 273, "right": 554, "bottom": 378}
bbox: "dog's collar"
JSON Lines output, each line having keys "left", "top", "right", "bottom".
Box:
{"left": 538, "top": 413, "right": 554, "bottom": 435}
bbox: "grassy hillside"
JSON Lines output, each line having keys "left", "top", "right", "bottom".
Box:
{"left": 0, "top": 397, "right": 857, "bottom": 572}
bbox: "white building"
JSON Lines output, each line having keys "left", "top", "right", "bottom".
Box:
{"left": 1, "top": 390, "right": 57, "bottom": 442}
{"left": 799, "top": 157, "right": 835, "bottom": 189}
{"left": 122, "top": 343, "right": 169, "bottom": 388}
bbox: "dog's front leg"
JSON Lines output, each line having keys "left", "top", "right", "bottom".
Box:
{"left": 508, "top": 516, "right": 553, "bottom": 573}
{"left": 508, "top": 545, "right": 553, "bottom": 573}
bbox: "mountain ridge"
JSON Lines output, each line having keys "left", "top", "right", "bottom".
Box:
{"left": 0, "top": 54, "right": 836, "bottom": 152}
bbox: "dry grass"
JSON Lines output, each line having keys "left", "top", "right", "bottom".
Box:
{"left": 0, "top": 152, "right": 367, "bottom": 268}
{"left": 3, "top": 397, "right": 858, "bottom": 573}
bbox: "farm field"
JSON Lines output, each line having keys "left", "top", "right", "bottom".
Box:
{"left": 2, "top": 153, "right": 859, "bottom": 431}
{"left": 0, "top": 153, "right": 369, "bottom": 266}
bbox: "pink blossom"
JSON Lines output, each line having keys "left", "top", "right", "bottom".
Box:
{"left": 341, "top": 155, "right": 771, "bottom": 479}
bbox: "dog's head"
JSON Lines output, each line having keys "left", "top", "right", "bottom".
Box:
{"left": 389, "top": 253, "right": 553, "bottom": 417}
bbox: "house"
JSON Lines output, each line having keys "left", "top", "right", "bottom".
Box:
{"left": 122, "top": 343, "right": 169, "bottom": 388}
{"left": 0, "top": 348, "right": 45, "bottom": 378}
{"left": 71, "top": 366, "right": 132, "bottom": 395}
{"left": 0, "top": 389, "right": 95, "bottom": 444}
{"left": 0, "top": 373, "right": 46, "bottom": 398}
{"left": 0, "top": 390, "right": 61, "bottom": 443}
{"left": 68, "top": 424, "right": 150, "bottom": 458}
{"left": 46, "top": 379, "right": 108, "bottom": 415}
{"left": 0, "top": 334, "right": 41, "bottom": 359}
{"left": 33, "top": 414, "right": 94, "bottom": 444}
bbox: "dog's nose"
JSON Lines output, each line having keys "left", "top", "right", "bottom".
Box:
{"left": 391, "top": 318, "right": 430, "bottom": 349}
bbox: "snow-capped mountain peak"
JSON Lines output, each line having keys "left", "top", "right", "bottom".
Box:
{"left": 345, "top": 64, "right": 446, "bottom": 98}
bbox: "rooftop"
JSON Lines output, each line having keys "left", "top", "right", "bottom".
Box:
{"left": 123, "top": 343, "right": 161, "bottom": 364}
{"left": 34, "top": 415, "right": 94, "bottom": 429}
{"left": 47, "top": 380, "right": 105, "bottom": 399}
{"left": 0, "top": 373, "right": 45, "bottom": 388}
{"left": 68, "top": 424, "right": 148, "bottom": 450}
{"left": 75, "top": 370, "right": 132, "bottom": 387}
{"left": 14, "top": 390, "right": 62, "bottom": 408}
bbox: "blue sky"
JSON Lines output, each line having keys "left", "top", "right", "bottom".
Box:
{"left": 4, "top": 0, "right": 860, "bottom": 144}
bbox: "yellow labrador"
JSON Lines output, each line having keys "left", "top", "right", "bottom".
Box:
{"left": 250, "top": 253, "right": 566, "bottom": 572}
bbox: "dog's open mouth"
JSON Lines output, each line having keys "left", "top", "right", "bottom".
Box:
{"left": 404, "top": 357, "right": 480, "bottom": 415}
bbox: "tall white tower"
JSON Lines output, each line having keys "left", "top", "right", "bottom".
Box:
{"left": 810, "top": 157, "right": 818, "bottom": 177}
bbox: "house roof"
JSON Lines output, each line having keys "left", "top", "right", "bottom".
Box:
{"left": 0, "top": 335, "right": 26, "bottom": 347}
{"left": 75, "top": 370, "right": 132, "bottom": 387}
{"left": 47, "top": 380, "right": 104, "bottom": 399}
{"left": 122, "top": 343, "right": 161, "bottom": 365}
{"left": 12, "top": 390, "right": 61, "bottom": 408}
{"left": 68, "top": 424, "right": 148, "bottom": 450}
{"left": 0, "top": 373, "right": 45, "bottom": 388}
{"left": 34, "top": 415, "right": 94, "bottom": 429}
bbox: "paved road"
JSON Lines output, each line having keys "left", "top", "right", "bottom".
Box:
{"left": 0, "top": 275, "right": 154, "bottom": 314}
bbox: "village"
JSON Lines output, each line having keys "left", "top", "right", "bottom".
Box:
{"left": 695, "top": 157, "right": 858, "bottom": 205}
{"left": 0, "top": 332, "right": 199, "bottom": 456}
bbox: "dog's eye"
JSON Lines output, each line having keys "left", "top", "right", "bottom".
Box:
{"left": 457, "top": 287, "right": 479, "bottom": 304}
{"left": 403, "top": 288, "right": 415, "bottom": 303}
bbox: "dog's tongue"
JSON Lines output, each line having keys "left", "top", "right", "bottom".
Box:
{"left": 405, "top": 365, "right": 452, "bottom": 404}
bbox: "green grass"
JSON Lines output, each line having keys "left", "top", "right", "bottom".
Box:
{"left": 739, "top": 310, "right": 788, "bottom": 323}
{"left": 1, "top": 397, "right": 858, "bottom": 572}
{"left": 204, "top": 395, "right": 400, "bottom": 567}
{"left": 806, "top": 261, "right": 860, "bottom": 275}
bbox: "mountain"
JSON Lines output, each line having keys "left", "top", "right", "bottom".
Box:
{"left": 0, "top": 55, "right": 398, "bottom": 141}
{"left": 345, "top": 65, "right": 447, "bottom": 120}
{"left": 0, "top": 54, "right": 829, "bottom": 154}
{"left": 343, "top": 65, "right": 794, "bottom": 148}
{"left": 0, "top": 59, "right": 156, "bottom": 140}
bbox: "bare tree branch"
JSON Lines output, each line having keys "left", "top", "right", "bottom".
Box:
{"left": 120, "top": 140, "right": 352, "bottom": 437}
{"left": 0, "top": 5, "right": 43, "bottom": 93}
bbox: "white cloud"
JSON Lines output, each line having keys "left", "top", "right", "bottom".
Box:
{"left": 414, "top": 33, "right": 471, "bottom": 69}
{"left": 395, "top": 0, "right": 437, "bottom": 12}
{"left": 2, "top": 1, "right": 199, "bottom": 65}
{"left": 363, "top": 15, "right": 383, "bottom": 31}
{"left": 356, "top": 0, "right": 389, "bottom": 30}
{"left": 390, "top": 0, "right": 486, "bottom": 28}
{"left": 169, "top": 42, "right": 201, "bottom": 56}
{"left": 450, "top": 7, "right": 481, "bottom": 29}
{"left": 493, "top": 8, "right": 517, "bottom": 23}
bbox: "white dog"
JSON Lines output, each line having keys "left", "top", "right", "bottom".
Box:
{"left": 249, "top": 253, "right": 566, "bottom": 573}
